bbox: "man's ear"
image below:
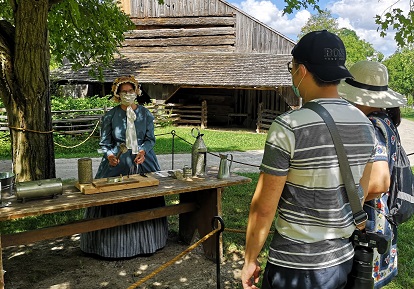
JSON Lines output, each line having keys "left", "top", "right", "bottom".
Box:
{"left": 299, "top": 63, "right": 307, "bottom": 77}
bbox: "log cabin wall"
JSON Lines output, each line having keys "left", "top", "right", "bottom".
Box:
{"left": 116, "top": 0, "right": 296, "bottom": 127}
{"left": 119, "top": 0, "right": 294, "bottom": 54}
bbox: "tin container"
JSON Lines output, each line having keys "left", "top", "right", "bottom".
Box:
{"left": 183, "top": 166, "right": 192, "bottom": 178}
{"left": 15, "top": 178, "right": 63, "bottom": 203}
{"left": 78, "top": 158, "right": 93, "bottom": 184}
{"left": 0, "top": 171, "right": 15, "bottom": 196}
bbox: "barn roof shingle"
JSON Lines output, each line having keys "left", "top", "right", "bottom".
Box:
{"left": 52, "top": 52, "right": 293, "bottom": 89}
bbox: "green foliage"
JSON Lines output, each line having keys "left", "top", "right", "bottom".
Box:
{"left": 0, "top": 209, "right": 85, "bottom": 234}
{"left": 375, "top": 8, "right": 414, "bottom": 49}
{"left": 281, "top": 0, "right": 414, "bottom": 49}
{"left": 338, "top": 28, "right": 381, "bottom": 66}
{"left": 283, "top": 0, "right": 321, "bottom": 15}
{"left": 0, "top": 0, "right": 13, "bottom": 22}
{"left": 51, "top": 96, "right": 113, "bottom": 112}
{"left": 47, "top": 0, "right": 134, "bottom": 80}
{"left": 0, "top": 132, "right": 11, "bottom": 159}
{"left": 154, "top": 126, "right": 268, "bottom": 155}
{"left": 401, "top": 104, "right": 414, "bottom": 121}
{"left": 2, "top": 95, "right": 269, "bottom": 160}
{"left": 297, "top": 11, "right": 380, "bottom": 66}
{"left": 383, "top": 217, "right": 414, "bottom": 288}
{"left": 1, "top": 0, "right": 133, "bottom": 80}
{"left": 297, "top": 9, "right": 339, "bottom": 39}
{"left": 383, "top": 48, "right": 414, "bottom": 98}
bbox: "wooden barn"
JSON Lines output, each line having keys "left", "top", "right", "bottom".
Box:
{"left": 52, "top": 0, "right": 299, "bottom": 128}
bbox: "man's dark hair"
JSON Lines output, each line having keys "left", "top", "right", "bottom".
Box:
{"left": 312, "top": 74, "right": 340, "bottom": 86}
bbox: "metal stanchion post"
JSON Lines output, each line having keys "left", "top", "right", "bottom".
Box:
{"left": 171, "top": 130, "right": 176, "bottom": 170}
{"left": 212, "top": 216, "right": 225, "bottom": 289}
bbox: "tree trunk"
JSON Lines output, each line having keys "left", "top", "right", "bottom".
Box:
{"left": 0, "top": 0, "right": 55, "bottom": 181}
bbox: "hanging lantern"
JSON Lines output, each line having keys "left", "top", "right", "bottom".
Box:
{"left": 191, "top": 127, "right": 207, "bottom": 177}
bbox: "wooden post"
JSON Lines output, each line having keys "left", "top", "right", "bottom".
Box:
{"left": 0, "top": 236, "right": 4, "bottom": 289}
{"left": 201, "top": 100, "right": 207, "bottom": 129}
{"left": 256, "top": 102, "right": 263, "bottom": 133}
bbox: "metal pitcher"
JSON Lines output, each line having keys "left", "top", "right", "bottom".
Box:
{"left": 217, "top": 153, "right": 233, "bottom": 179}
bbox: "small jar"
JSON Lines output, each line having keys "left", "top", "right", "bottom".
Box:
{"left": 183, "top": 166, "right": 192, "bottom": 178}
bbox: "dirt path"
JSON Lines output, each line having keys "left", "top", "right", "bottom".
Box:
{"left": 3, "top": 232, "right": 244, "bottom": 289}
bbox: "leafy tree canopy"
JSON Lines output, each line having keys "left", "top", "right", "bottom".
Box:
{"left": 383, "top": 48, "right": 414, "bottom": 97}
{"left": 337, "top": 28, "right": 384, "bottom": 65}
{"left": 0, "top": 0, "right": 134, "bottom": 79}
{"left": 285, "top": 0, "right": 414, "bottom": 49}
{"left": 298, "top": 10, "right": 382, "bottom": 66}
{"left": 297, "top": 9, "right": 338, "bottom": 39}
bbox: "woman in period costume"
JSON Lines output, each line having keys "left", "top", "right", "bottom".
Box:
{"left": 80, "top": 75, "right": 168, "bottom": 259}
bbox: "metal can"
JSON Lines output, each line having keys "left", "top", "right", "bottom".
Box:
{"left": 183, "top": 166, "right": 192, "bottom": 178}
{"left": 15, "top": 178, "right": 63, "bottom": 203}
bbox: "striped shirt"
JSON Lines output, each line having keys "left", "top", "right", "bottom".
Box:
{"left": 260, "top": 98, "right": 376, "bottom": 270}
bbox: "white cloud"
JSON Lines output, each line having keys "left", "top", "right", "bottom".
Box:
{"left": 328, "top": 0, "right": 408, "bottom": 56}
{"left": 236, "top": 0, "right": 311, "bottom": 39}
{"left": 231, "top": 0, "right": 408, "bottom": 57}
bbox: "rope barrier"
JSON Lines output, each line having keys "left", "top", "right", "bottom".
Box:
{"left": 54, "top": 120, "right": 101, "bottom": 149}
{"left": 126, "top": 227, "right": 221, "bottom": 289}
{"left": 8, "top": 126, "right": 53, "bottom": 134}
{"left": 224, "top": 228, "right": 274, "bottom": 234}
{"left": 7, "top": 119, "right": 101, "bottom": 149}
{"left": 208, "top": 151, "right": 260, "bottom": 168}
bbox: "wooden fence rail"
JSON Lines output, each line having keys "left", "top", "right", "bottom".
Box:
{"left": 0, "top": 102, "right": 208, "bottom": 135}
{"left": 256, "top": 102, "right": 283, "bottom": 133}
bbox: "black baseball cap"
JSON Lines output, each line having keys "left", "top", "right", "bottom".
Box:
{"left": 291, "top": 30, "right": 353, "bottom": 82}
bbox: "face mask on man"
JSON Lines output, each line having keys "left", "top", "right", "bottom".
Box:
{"left": 291, "top": 66, "right": 305, "bottom": 98}
{"left": 120, "top": 93, "right": 136, "bottom": 106}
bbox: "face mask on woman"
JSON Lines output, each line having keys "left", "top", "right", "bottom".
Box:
{"left": 120, "top": 92, "right": 136, "bottom": 106}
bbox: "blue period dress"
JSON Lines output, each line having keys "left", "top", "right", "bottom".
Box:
{"left": 364, "top": 111, "right": 398, "bottom": 288}
{"left": 80, "top": 105, "right": 168, "bottom": 258}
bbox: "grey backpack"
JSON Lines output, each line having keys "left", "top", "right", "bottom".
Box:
{"left": 371, "top": 115, "right": 414, "bottom": 225}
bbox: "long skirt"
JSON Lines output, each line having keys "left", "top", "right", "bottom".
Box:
{"left": 80, "top": 197, "right": 168, "bottom": 258}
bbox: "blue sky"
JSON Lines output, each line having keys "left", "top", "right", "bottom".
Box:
{"left": 230, "top": 0, "right": 409, "bottom": 57}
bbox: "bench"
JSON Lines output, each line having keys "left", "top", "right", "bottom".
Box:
{"left": 227, "top": 113, "right": 249, "bottom": 125}
{"left": 256, "top": 103, "right": 283, "bottom": 133}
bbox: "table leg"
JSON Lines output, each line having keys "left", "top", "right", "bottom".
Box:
{"left": 0, "top": 236, "right": 4, "bottom": 289}
{"left": 179, "top": 188, "right": 223, "bottom": 261}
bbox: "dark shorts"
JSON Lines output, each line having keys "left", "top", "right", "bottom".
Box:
{"left": 261, "top": 259, "right": 353, "bottom": 289}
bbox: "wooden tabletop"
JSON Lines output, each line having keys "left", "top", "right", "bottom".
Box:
{"left": 0, "top": 173, "right": 251, "bottom": 221}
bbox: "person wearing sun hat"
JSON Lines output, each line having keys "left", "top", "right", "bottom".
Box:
{"left": 241, "top": 31, "right": 377, "bottom": 289}
{"left": 339, "top": 60, "right": 407, "bottom": 288}
{"left": 80, "top": 75, "right": 168, "bottom": 259}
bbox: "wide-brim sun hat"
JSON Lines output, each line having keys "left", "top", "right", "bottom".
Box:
{"left": 338, "top": 60, "right": 406, "bottom": 108}
{"left": 110, "top": 75, "right": 141, "bottom": 102}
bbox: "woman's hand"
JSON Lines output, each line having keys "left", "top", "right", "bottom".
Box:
{"left": 108, "top": 154, "right": 119, "bottom": 167}
{"left": 134, "top": 150, "right": 146, "bottom": 164}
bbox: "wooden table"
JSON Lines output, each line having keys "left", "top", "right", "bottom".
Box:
{"left": 0, "top": 172, "right": 251, "bottom": 289}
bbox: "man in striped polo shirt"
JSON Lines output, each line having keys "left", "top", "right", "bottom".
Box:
{"left": 241, "top": 30, "right": 377, "bottom": 289}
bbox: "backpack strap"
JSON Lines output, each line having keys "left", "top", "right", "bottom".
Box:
{"left": 369, "top": 115, "right": 400, "bottom": 160}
